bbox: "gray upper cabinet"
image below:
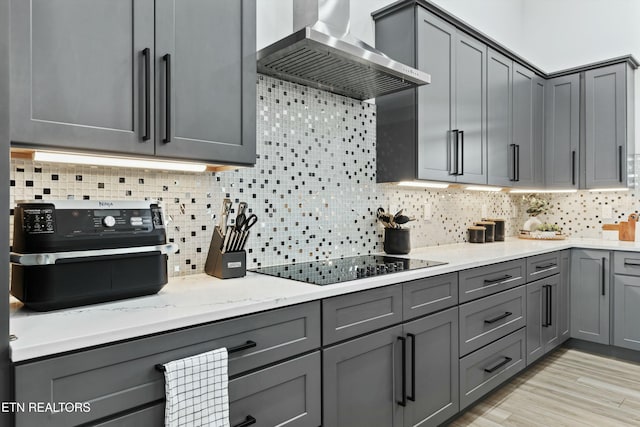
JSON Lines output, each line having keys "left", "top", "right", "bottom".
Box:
{"left": 10, "top": 0, "right": 256, "bottom": 166}
{"left": 487, "top": 49, "right": 513, "bottom": 187}
{"left": 10, "top": 0, "right": 156, "bottom": 155}
{"left": 154, "top": 0, "right": 256, "bottom": 164}
{"left": 375, "top": 6, "right": 487, "bottom": 184}
{"left": 584, "top": 63, "right": 634, "bottom": 189}
{"left": 512, "top": 64, "right": 545, "bottom": 187}
{"left": 545, "top": 74, "right": 580, "bottom": 188}
{"left": 570, "top": 249, "right": 610, "bottom": 344}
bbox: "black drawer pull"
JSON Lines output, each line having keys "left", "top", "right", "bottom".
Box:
{"left": 535, "top": 263, "right": 557, "bottom": 270}
{"left": 233, "top": 415, "right": 257, "bottom": 427}
{"left": 602, "top": 257, "right": 607, "bottom": 296}
{"left": 142, "top": 47, "right": 151, "bottom": 141}
{"left": 155, "top": 341, "right": 257, "bottom": 372}
{"left": 397, "top": 336, "right": 407, "bottom": 407}
{"left": 407, "top": 333, "right": 416, "bottom": 402}
{"left": 484, "top": 312, "right": 512, "bottom": 324}
{"left": 624, "top": 260, "right": 640, "bottom": 267}
{"left": 483, "top": 274, "right": 513, "bottom": 285}
{"left": 163, "top": 53, "right": 172, "bottom": 143}
{"left": 484, "top": 356, "right": 513, "bottom": 373}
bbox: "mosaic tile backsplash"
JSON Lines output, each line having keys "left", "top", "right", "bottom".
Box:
{"left": 9, "top": 75, "right": 638, "bottom": 277}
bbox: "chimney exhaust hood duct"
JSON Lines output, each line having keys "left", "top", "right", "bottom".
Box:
{"left": 257, "top": 0, "right": 430, "bottom": 100}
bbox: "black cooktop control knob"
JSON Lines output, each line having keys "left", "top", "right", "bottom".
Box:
{"left": 102, "top": 215, "right": 116, "bottom": 228}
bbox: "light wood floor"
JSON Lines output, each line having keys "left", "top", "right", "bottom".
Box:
{"left": 449, "top": 348, "right": 640, "bottom": 426}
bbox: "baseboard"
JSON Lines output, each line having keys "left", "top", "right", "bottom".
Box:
{"left": 563, "top": 338, "right": 640, "bottom": 364}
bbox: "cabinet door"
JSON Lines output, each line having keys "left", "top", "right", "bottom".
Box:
{"left": 487, "top": 48, "right": 513, "bottom": 187}
{"left": 323, "top": 325, "right": 404, "bottom": 427}
{"left": 545, "top": 74, "right": 580, "bottom": 188}
{"left": 403, "top": 307, "right": 459, "bottom": 427}
{"left": 585, "top": 63, "right": 628, "bottom": 188}
{"left": 10, "top": 0, "right": 155, "bottom": 154}
{"left": 416, "top": 10, "right": 455, "bottom": 181}
{"left": 559, "top": 250, "right": 571, "bottom": 343}
{"left": 613, "top": 275, "right": 640, "bottom": 351}
{"left": 155, "top": 0, "right": 256, "bottom": 164}
{"left": 542, "top": 275, "right": 560, "bottom": 351}
{"left": 454, "top": 33, "right": 487, "bottom": 185}
{"left": 525, "top": 281, "right": 544, "bottom": 365}
{"left": 512, "top": 64, "right": 543, "bottom": 187}
{"left": 570, "top": 249, "right": 610, "bottom": 344}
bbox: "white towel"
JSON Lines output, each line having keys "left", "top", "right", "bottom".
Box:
{"left": 162, "top": 347, "right": 230, "bottom": 427}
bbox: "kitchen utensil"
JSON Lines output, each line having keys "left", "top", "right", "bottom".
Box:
{"left": 619, "top": 213, "right": 638, "bottom": 241}
{"left": 237, "top": 201, "right": 248, "bottom": 217}
{"left": 394, "top": 215, "right": 412, "bottom": 225}
{"left": 235, "top": 214, "right": 258, "bottom": 251}
{"left": 377, "top": 207, "right": 395, "bottom": 228}
{"left": 218, "top": 198, "right": 232, "bottom": 230}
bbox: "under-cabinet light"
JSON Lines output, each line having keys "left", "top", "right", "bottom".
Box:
{"left": 465, "top": 186, "right": 503, "bottom": 192}
{"left": 397, "top": 181, "right": 449, "bottom": 189}
{"left": 509, "top": 189, "right": 578, "bottom": 194}
{"left": 587, "top": 188, "right": 630, "bottom": 192}
{"left": 33, "top": 151, "right": 208, "bottom": 172}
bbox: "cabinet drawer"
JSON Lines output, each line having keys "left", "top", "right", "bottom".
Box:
{"left": 14, "top": 302, "right": 320, "bottom": 427}
{"left": 323, "top": 285, "right": 402, "bottom": 345}
{"left": 229, "top": 352, "right": 321, "bottom": 427}
{"left": 459, "top": 328, "right": 526, "bottom": 409}
{"left": 459, "top": 259, "right": 526, "bottom": 303}
{"left": 459, "top": 286, "right": 526, "bottom": 356}
{"left": 403, "top": 273, "right": 458, "bottom": 320}
{"left": 527, "top": 252, "right": 560, "bottom": 281}
{"left": 90, "top": 404, "right": 164, "bottom": 427}
{"left": 614, "top": 251, "right": 640, "bottom": 276}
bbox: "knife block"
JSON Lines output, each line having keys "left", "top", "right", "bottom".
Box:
{"left": 205, "top": 226, "right": 246, "bottom": 279}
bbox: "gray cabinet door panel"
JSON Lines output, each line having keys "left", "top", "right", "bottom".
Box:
{"left": 91, "top": 404, "right": 164, "bottom": 427}
{"left": 526, "top": 281, "right": 545, "bottom": 365}
{"left": 570, "top": 249, "right": 610, "bottom": 344}
{"left": 459, "top": 328, "right": 526, "bottom": 409}
{"left": 229, "top": 352, "right": 321, "bottom": 427}
{"left": 527, "top": 251, "right": 560, "bottom": 282}
{"left": 323, "top": 285, "right": 403, "bottom": 345}
{"left": 14, "top": 302, "right": 320, "bottom": 427}
{"left": 487, "top": 48, "right": 513, "bottom": 187}
{"left": 416, "top": 9, "right": 455, "bottom": 181}
{"left": 545, "top": 74, "right": 580, "bottom": 188}
{"left": 402, "top": 272, "right": 458, "bottom": 321}
{"left": 155, "top": 0, "right": 256, "bottom": 164}
{"left": 585, "top": 63, "right": 627, "bottom": 188}
{"left": 459, "top": 259, "right": 526, "bottom": 303}
{"left": 613, "top": 275, "right": 640, "bottom": 351}
{"left": 323, "top": 325, "right": 404, "bottom": 427}
{"left": 403, "top": 308, "right": 459, "bottom": 427}
{"left": 559, "top": 250, "right": 571, "bottom": 343}
{"left": 459, "top": 286, "right": 526, "bottom": 356}
{"left": 613, "top": 251, "right": 640, "bottom": 276}
{"left": 454, "top": 33, "right": 487, "bottom": 184}
{"left": 10, "top": 0, "right": 155, "bottom": 154}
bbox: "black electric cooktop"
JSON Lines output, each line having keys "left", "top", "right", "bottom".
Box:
{"left": 250, "top": 255, "right": 447, "bottom": 286}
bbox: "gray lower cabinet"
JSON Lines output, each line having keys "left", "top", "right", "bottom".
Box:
{"left": 10, "top": 0, "right": 256, "bottom": 166}
{"left": 90, "top": 404, "right": 164, "bottom": 427}
{"left": 375, "top": 6, "right": 486, "bottom": 184}
{"left": 559, "top": 250, "right": 571, "bottom": 342}
{"left": 487, "top": 48, "right": 513, "bottom": 187}
{"left": 323, "top": 325, "right": 404, "bottom": 427}
{"left": 526, "top": 275, "right": 560, "bottom": 365}
{"left": 584, "top": 63, "right": 634, "bottom": 189}
{"left": 570, "top": 249, "right": 610, "bottom": 344}
{"left": 458, "top": 258, "right": 526, "bottom": 303}
{"left": 323, "top": 307, "right": 459, "bottom": 427}
{"left": 613, "top": 251, "right": 640, "bottom": 351}
{"left": 544, "top": 73, "right": 580, "bottom": 188}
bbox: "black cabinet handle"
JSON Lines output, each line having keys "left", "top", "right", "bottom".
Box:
{"left": 484, "top": 311, "right": 512, "bottom": 324}
{"left": 602, "top": 257, "right": 607, "bottom": 296}
{"left": 449, "top": 130, "right": 459, "bottom": 175}
{"left": 535, "top": 263, "right": 557, "bottom": 270}
{"left": 163, "top": 54, "right": 172, "bottom": 143}
{"left": 458, "top": 130, "right": 464, "bottom": 176}
{"left": 547, "top": 285, "right": 553, "bottom": 326}
{"left": 483, "top": 274, "right": 513, "bottom": 285}
{"left": 155, "top": 341, "right": 257, "bottom": 372}
{"left": 624, "top": 260, "right": 640, "bottom": 267}
{"left": 484, "top": 356, "right": 512, "bottom": 373}
{"left": 619, "top": 146, "right": 624, "bottom": 183}
{"left": 142, "top": 48, "right": 151, "bottom": 141}
{"left": 233, "top": 415, "right": 257, "bottom": 427}
{"left": 542, "top": 285, "right": 552, "bottom": 327}
{"left": 515, "top": 144, "right": 520, "bottom": 182}
{"left": 512, "top": 143, "right": 516, "bottom": 181}
{"left": 397, "top": 336, "right": 407, "bottom": 407}
{"left": 571, "top": 150, "right": 576, "bottom": 186}
{"left": 407, "top": 333, "right": 416, "bottom": 402}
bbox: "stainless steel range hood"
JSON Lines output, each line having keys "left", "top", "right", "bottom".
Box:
{"left": 257, "top": 0, "right": 430, "bottom": 100}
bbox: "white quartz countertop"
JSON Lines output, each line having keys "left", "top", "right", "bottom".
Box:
{"left": 10, "top": 237, "right": 640, "bottom": 362}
